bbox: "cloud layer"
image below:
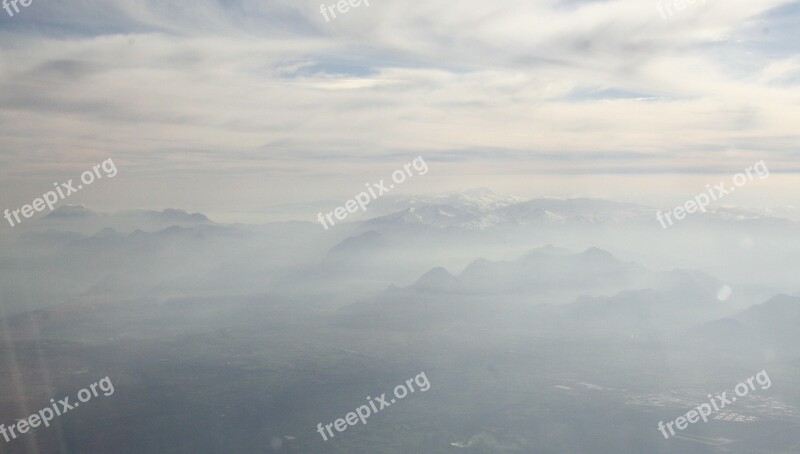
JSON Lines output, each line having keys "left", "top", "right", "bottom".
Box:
{"left": 0, "top": 0, "right": 798, "bottom": 218}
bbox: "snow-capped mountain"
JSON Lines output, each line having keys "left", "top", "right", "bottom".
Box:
{"left": 36, "top": 204, "right": 213, "bottom": 234}
{"left": 364, "top": 196, "right": 655, "bottom": 230}
{"left": 362, "top": 188, "right": 522, "bottom": 225}
{"left": 362, "top": 193, "right": 800, "bottom": 231}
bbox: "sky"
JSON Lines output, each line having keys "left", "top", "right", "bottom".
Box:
{"left": 0, "top": 0, "right": 798, "bottom": 223}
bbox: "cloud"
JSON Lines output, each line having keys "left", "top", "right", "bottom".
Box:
{"left": 0, "top": 0, "right": 797, "bottom": 212}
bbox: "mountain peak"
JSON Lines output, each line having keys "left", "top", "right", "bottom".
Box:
{"left": 159, "top": 209, "right": 209, "bottom": 222}
{"left": 326, "top": 231, "right": 385, "bottom": 258}
{"left": 91, "top": 227, "right": 123, "bottom": 239}
{"left": 524, "top": 244, "right": 572, "bottom": 258}
{"left": 581, "top": 247, "right": 616, "bottom": 260}
{"left": 411, "top": 267, "right": 462, "bottom": 292}
{"left": 749, "top": 294, "right": 800, "bottom": 316}
{"left": 45, "top": 204, "right": 97, "bottom": 219}
{"left": 736, "top": 294, "right": 800, "bottom": 326}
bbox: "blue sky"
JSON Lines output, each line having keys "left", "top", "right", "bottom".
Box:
{"left": 0, "top": 0, "right": 798, "bottom": 222}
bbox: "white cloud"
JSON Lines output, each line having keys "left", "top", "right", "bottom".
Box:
{"left": 0, "top": 0, "right": 797, "bottom": 213}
